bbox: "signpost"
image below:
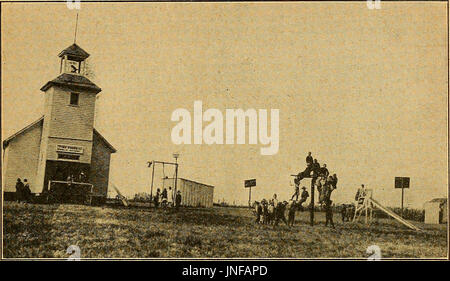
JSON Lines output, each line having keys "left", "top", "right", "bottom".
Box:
{"left": 395, "top": 177, "right": 410, "bottom": 218}
{"left": 310, "top": 178, "right": 315, "bottom": 226}
{"left": 244, "top": 179, "right": 256, "bottom": 207}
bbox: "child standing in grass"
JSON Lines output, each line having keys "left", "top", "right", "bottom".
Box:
{"left": 161, "top": 188, "right": 168, "bottom": 208}
{"left": 287, "top": 200, "right": 297, "bottom": 226}
{"left": 154, "top": 188, "right": 160, "bottom": 208}
{"left": 15, "top": 178, "right": 24, "bottom": 203}
{"left": 262, "top": 199, "right": 269, "bottom": 224}
{"left": 274, "top": 201, "right": 289, "bottom": 228}
{"left": 167, "top": 187, "right": 174, "bottom": 207}
{"left": 254, "top": 201, "right": 263, "bottom": 224}
{"left": 324, "top": 199, "right": 335, "bottom": 229}
{"left": 175, "top": 190, "right": 182, "bottom": 209}
{"left": 268, "top": 199, "right": 275, "bottom": 225}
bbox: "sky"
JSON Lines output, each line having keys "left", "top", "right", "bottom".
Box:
{"left": 1, "top": 2, "right": 448, "bottom": 208}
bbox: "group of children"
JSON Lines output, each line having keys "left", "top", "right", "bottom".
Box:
{"left": 253, "top": 194, "right": 305, "bottom": 228}
{"left": 299, "top": 152, "right": 338, "bottom": 228}
{"left": 252, "top": 152, "right": 340, "bottom": 229}
{"left": 338, "top": 184, "right": 366, "bottom": 223}
{"left": 15, "top": 178, "right": 33, "bottom": 203}
{"left": 340, "top": 204, "right": 355, "bottom": 223}
{"left": 153, "top": 186, "right": 182, "bottom": 208}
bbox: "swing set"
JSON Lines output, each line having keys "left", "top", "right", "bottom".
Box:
{"left": 147, "top": 158, "right": 179, "bottom": 200}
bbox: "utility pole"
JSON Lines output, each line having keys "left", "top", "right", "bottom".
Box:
{"left": 150, "top": 162, "right": 155, "bottom": 199}
{"left": 401, "top": 186, "right": 404, "bottom": 218}
{"left": 310, "top": 178, "right": 315, "bottom": 226}
{"left": 173, "top": 153, "right": 179, "bottom": 197}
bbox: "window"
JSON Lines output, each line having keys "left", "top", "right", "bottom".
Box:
{"left": 70, "top": 92, "right": 79, "bottom": 106}
{"left": 58, "top": 153, "right": 80, "bottom": 161}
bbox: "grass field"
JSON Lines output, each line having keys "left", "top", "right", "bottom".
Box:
{"left": 3, "top": 202, "right": 447, "bottom": 259}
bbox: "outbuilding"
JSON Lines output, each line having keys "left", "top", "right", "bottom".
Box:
{"left": 424, "top": 198, "right": 447, "bottom": 224}
{"left": 163, "top": 177, "right": 214, "bottom": 208}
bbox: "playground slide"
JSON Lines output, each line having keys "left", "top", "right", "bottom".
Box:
{"left": 370, "top": 198, "right": 420, "bottom": 231}
{"left": 112, "top": 184, "right": 129, "bottom": 207}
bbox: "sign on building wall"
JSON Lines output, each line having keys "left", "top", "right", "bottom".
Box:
{"left": 56, "top": 144, "right": 84, "bottom": 154}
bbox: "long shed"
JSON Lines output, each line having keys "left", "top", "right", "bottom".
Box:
{"left": 163, "top": 177, "right": 214, "bottom": 208}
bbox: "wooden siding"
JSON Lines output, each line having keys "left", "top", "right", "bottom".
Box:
{"left": 2, "top": 122, "right": 42, "bottom": 193}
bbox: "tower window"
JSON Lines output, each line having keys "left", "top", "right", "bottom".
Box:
{"left": 69, "top": 92, "right": 79, "bottom": 106}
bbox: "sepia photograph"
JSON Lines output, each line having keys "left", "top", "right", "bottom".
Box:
{"left": 1, "top": 0, "right": 448, "bottom": 262}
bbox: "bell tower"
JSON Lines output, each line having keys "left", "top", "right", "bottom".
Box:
{"left": 59, "top": 43, "right": 89, "bottom": 75}
{"left": 36, "top": 43, "right": 102, "bottom": 192}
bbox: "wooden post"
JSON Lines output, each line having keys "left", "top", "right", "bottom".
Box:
{"left": 174, "top": 162, "right": 179, "bottom": 198}
{"left": 150, "top": 163, "right": 155, "bottom": 201}
{"left": 248, "top": 187, "right": 252, "bottom": 207}
{"left": 365, "top": 201, "right": 368, "bottom": 224}
{"left": 310, "top": 178, "right": 314, "bottom": 226}
{"left": 401, "top": 187, "right": 404, "bottom": 218}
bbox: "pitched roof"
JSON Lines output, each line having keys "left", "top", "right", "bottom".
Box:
{"left": 3, "top": 116, "right": 44, "bottom": 149}
{"left": 3, "top": 117, "right": 117, "bottom": 154}
{"left": 58, "top": 43, "right": 90, "bottom": 60}
{"left": 163, "top": 177, "right": 214, "bottom": 188}
{"left": 40, "top": 73, "right": 101, "bottom": 93}
{"left": 94, "top": 128, "right": 117, "bottom": 153}
{"left": 429, "top": 198, "right": 447, "bottom": 204}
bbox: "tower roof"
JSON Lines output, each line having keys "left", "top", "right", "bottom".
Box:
{"left": 58, "top": 43, "right": 90, "bottom": 60}
{"left": 40, "top": 73, "right": 101, "bottom": 93}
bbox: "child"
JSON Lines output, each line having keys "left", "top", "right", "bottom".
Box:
{"left": 154, "top": 188, "right": 160, "bottom": 208}
{"left": 268, "top": 199, "right": 275, "bottom": 225}
{"left": 161, "top": 188, "right": 168, "bottom": 208}
{"left": 341, "top": 204, "right": 348, "bottom": 223}
{"left": 324, "top": 199, "right": 335, "bottom": 229}
{"left": 254, "top": 201, "right": 262, "bottom": 224}
{"left": 341, "top": 204, "right": 354, "bottom": 222}
{"left": 288, "top": 200, "right": 297, "bottom": 226}
{"left": 274, "top": 201, "right": 289, "bottom": 228}
{"left": 298, "top": 187, "right": 309, "bottom": 211}
{"left": 262, "top": 199, "right": 269, "bottom": 224}
{"left": 175, "top": 190, "right": 182, "bottom": 209}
